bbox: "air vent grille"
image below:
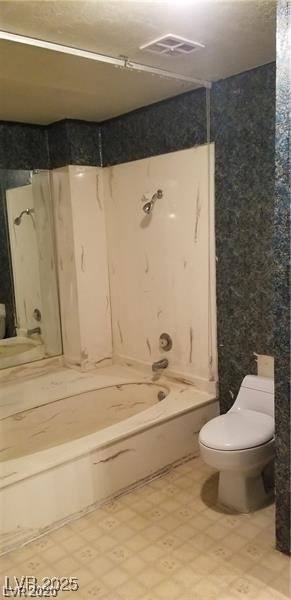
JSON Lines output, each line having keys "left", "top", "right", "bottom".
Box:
{"left": 140, "top": 34, "right": 205, "bottom": 57}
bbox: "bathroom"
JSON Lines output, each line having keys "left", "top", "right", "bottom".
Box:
{"left": 0, "top": 0, "right": 289, "bottom": 598}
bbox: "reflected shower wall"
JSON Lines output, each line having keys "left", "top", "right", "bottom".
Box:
{"left": 1, "top": 170, "right": 62, "bottom": 368}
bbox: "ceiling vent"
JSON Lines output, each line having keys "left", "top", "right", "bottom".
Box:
{"left": 140, "top": 34, "right": 205, "bottom": 57}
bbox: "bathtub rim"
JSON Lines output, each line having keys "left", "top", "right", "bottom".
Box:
{"left": 0, "top": 387, "right": 217, "bottom": 490}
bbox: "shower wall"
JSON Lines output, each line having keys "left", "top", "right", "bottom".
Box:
{"left": 52, "top": 165, "right": 112, "bottom": 368}
{"left": 0, "top": 170, "right": 31, "bottom": 337}
{"left": 103, "top": 145, "right": 216, "bottom": 389}
{"left": 6, "top": 185, "right": 42, "bottom": 332}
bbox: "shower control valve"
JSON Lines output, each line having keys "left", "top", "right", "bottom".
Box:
{"left": 159, "top": 333, "right": 172, "bottom": 351}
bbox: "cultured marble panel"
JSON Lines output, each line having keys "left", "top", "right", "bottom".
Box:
{"left": 52, "top": 167, "right": 81, "bottom": 365}
{"left": 68, "top": 166, "right": 112, "bottom": 366}
{"left": 6, "top": 185, "right": 42, "bottom": 332}
{"left": 103, "top": 145, "right": 217, "bottom": 388}
{"left": 0, "top": 170, "right": 31, "bottom": 337}
{"left": 52, "top": 166, "right": 112, "bottom": 368}
{"left": 32, "top": 171, "right": 62, "bottom": 357}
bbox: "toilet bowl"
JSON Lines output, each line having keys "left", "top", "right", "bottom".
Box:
{"left": 199, "top": 375, "right": 274, "bottom": 513}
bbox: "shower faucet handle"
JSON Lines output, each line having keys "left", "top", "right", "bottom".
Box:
{"left": 159, "top": 333, "right": 172, "bottom": 351}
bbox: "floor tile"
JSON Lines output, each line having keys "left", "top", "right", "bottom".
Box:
{"left": 0, "top": 457, "right": 289, "bottom": 600}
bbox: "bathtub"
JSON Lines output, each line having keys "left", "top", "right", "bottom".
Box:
{"left": 0, "top": 362, "right": 218, "bottom": 553}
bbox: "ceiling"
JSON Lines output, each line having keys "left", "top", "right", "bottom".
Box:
{"left": 0, "top": 0, "right": 276, "bottom": 125}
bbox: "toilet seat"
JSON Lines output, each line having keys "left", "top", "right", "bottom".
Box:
{"left": 199, "top": 409, "right": 274, "bottom": 451}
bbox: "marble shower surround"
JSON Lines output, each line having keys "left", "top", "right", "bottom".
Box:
{"left": 273, "top": 0, "right": 290, "bottom": 556}
{"left": 0, "top": 170, "right": 31, "bottom": 337}
{"left": 103, "top": 145, "right": 217, "bottom": 388}
{"left": 52, "top": 165, "right": 112, "bottom": 369}
{"left": 99, "top": 62, "right": 276, "bottom": 414}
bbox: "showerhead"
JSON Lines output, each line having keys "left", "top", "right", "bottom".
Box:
{"left": 143, "top": 201, "right": 154, "bottom": 215}
{"left": 142, "top": 189, "right": 163, "bottom": 215}
{"left": 14, "top": 208, "right": 34, "bottom": 226}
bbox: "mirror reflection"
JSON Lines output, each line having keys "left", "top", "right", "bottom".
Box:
{"left": 0, "top": 169, "right": 62, "bottom": 369}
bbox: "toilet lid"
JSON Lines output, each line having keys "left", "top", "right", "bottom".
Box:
{"left": 199, "top": 409, "right": 274, "bottom": 451}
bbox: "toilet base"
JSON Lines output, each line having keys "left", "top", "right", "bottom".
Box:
{"left": 218, "top": 467, "right": 274, "bottom": 513}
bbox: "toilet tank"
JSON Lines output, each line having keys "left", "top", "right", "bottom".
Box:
{"left": 231, "top": 375, "right": 274, "bottom": 417}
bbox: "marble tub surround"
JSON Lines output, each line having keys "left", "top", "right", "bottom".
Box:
{"left": 103, "top": 145, "right": 217, "bottom": 388}
{"left": 5, "top": 174, "right": 62, "bottom": 365}
{"left": 274, "top": 0, "right": 290, "bottom": 556}
{"left": 32, "top": 171, "right": 62, "bottom": 357}
{"left": 6, "top": 184, "right": 43, "bottom": 331}
{"left": 52, "top": 165, "right": 112, "bottom": 369}
{"left": 0, "top": 363, "right": 217, "bottom": 553}
{"left": 0, "top": 170, "right": 31, "bottom": 338}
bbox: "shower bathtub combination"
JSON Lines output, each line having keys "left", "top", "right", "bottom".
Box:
{"left": 0, "top": 359, "right": 217, "bottom": 554}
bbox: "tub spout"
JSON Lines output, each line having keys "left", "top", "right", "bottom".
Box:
{"left": 152, "top": 358, "right": 168, "bottom": 372}
{"left": 27, "top": 327, "right": 41, "bottom": 336}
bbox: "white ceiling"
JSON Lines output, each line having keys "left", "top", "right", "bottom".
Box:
{"left": 0, "top": 0, "right": 276, "bottom": 124}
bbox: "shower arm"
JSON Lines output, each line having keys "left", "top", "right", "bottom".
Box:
{"left": 14, "top": 208, "right": 35, "bottom": 225}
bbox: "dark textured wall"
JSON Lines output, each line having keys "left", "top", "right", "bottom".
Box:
{"left": 274, "top": 0, "right": 290, "bottom": 557}
{"left": 48, "top": 120, "right": 101, "bottom": 168}
{"left": 213, "top": 63, "right": 276, "bottom": 413}
{"left": 0, "top": 170, "right": 31, "bottom": 337}
{"left": 101, "top": 87, "right": 207, "bottom": 166}
{"left": 100, "top": 64, "right": 276, "bottom": 416}
{"left": 0, "top": 121, "right": 49, "bottom": 170}
{"left": 0, "top": 119, "right": 101, "bottom": 170}
{"left": 0, "top": 68, "right": 275, "bottom": 400}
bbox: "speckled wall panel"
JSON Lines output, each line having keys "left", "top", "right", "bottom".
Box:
{"left": 100, "top": 87, "right": 207, "bottom": 166}
{"left": 0, "top": 170, "right": 31, "bottom": 337}
{"left": 65, "top": 120, "right": 101, "bottom": 166}
{"left": 0, "top": 122, "right": 49, "bottom": 170}
{"left": 274, "top": 0, "right": 290, "bottom": 557}
{"left": 47, "top": 121, "right": 69, "bottom": 169}
{"left": 47, "top": 120, "right": 101, "bottom": 168}
{"left": 212, "top": 63, "right": 276, "bottom": 413}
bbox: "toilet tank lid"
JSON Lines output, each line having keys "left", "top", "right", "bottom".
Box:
{"left": 0, "top": 304, "right": 5, "bottom": 317}
{"left": 241, "top": 375, "right": 274, "bottom": 395}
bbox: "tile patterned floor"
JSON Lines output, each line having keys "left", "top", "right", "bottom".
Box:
{"left": 0, "top": 457, "right": 290, "bottom": 599}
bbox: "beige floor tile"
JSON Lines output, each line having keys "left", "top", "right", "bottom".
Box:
{"left": 136, "top": 566, "right": 165, "bottom": 588}
{"left": 1, "top": 457, "right": 286, "bottom": 600}
{"left": 81, "top": 580, "right": 109, "bottom": 598}
{"left": 101, "top": 565, "right": 128, "bottom": 589}
{"left": 153, "top": 578, "right": 183, "bottom": 599}
{"left": 117, "top": 578, "right": 146, "bottom": 599}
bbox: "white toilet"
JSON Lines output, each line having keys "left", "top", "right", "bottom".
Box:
{"left": 0, "top": 304, "right": 6, "bottom": 339}
{"left": 199, "top": 375, "right": 274, "bottom": 513}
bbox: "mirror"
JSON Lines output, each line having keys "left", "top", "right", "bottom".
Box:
{"left": 0, "top": 169, "right": 62, "bottom": 369}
